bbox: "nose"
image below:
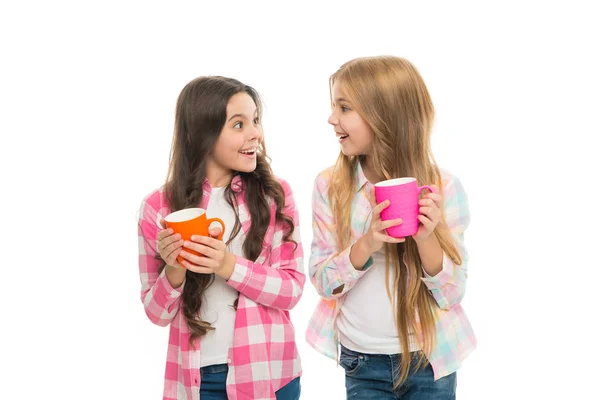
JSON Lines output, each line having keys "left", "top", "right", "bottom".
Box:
{"left": 248, "top": 124, "right": 262, "bottom": 142}
{"left": 328, "top": 110, "right": 338, "bottom": 126}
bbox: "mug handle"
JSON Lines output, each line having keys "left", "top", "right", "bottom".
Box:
{"left": 418, "top": 185, "right": 435, "bottom": 195}
{"left": 207, "top": 218, "right": 226, "bottom": 240}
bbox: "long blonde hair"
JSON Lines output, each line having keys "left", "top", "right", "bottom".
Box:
{"left": 328, "top": 56, "right": 463, "bottom": 386}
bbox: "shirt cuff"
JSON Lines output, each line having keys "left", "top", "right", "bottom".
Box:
{"left": 421, "top": 252, "right": 454, "bottom": 289}
{"left": 155, "top": 268, "right": 185, "bottom": 302}
{"left": 226, "top": 256, "right": 251, "bottom": 292}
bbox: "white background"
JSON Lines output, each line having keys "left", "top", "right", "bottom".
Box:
{"left": 1, "top": 1, "right": 599, "bottom": 399}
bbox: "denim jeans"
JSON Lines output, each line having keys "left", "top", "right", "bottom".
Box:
{"left": 199, "top": 363, "right": 301, "bottom": 400}
{"left": 340, "top": 345, "right": 457, "bottom": 399}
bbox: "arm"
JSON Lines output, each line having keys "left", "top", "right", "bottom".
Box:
{"left": 420, "top": 175, "right": 471, "bottom": 310}
{"left": 138, "top": 197, "right": 184, "bottom": 327}
{"left": 308, "top": 173, "right": 374, "bottom": 299}
{"left": 225, "top": 179, "right": 305, "bottom": 310}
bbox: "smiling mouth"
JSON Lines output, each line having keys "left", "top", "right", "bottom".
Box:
{"left": 239, "top": 148, "right": 257, "bottom": 156}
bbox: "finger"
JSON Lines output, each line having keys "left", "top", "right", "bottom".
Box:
{"left": 379, "top": 218, "right": 403, "bottom": 230}
{"left": 188, "top": 254, "right": 217, "bottom": 268}
{"left": 191, "top": 235, "right": 225, "bottom": 250}
{"left": 157, "top": 228, "right": 175, "bottom": 242}
{"left": 425, "top": 193, "right": 442, "bottom": 208}
{"left": 373, "top": 232, "right": 406, "bottom": 243}
{"left": 158, "top": 233, "right": 182, "bottom": 251}
{"left": 181, "top": 245, "right": 221, "bottom": 265}
{"left": 179, "top": 249, "right": 209, "bottom": 266}
{"left": 418, "top": 214, "right": 434, "bottom": 229}
{"left": 162, "top": 238, "right": 184, "bottom": 256}
{"left": 159, "top": 218, "right": 167, "bottom": 229}
{"left": 181, "top": 258, "right": 216, "bottom": 272}
{"left": 182, "top": 240, "right": 205, "bottom": 254}
{"left": 208, "top": 227, "right": 222, "bottom": 239}
{"left": 371, "top": 199, "right": 390, "bottom": 217}
{"left": 164, "top": 247, "right": 183, "bottom": 265}
{"left": 427, "top": 192, "right": 442, "bottom": 202}
{"left": 419, "top": 206, "right": 434, "bottom": 216}
{"left": 368, "top": 186, "right": 377, "bottom": 208}
{"left": 418, "top": 198, "right": 435, "bottom": 207}
{"left": 422, "top": 210, "right": 441, "bottom": 225}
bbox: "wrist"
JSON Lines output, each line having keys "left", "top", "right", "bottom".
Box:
{"left": 414, "top": 232, "right": 435, "bottom": 246}
{"left": 165, "top": 264, "right": 186, "bottom": 288}
{"left": 351, "top": 236, "right": 375, "bottom": 270}
{"left": 415, "top": 234, "right": 443, "bottom": 275}
{"left": 216, "top": 251, "right": 236, "bottom": 280}
{"left": 360, "top": 235, "right": 378, "bottom": 255}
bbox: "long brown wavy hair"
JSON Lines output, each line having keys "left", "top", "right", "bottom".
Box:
{"left": 158, "top": 76, "right": 295, "bottom": 347}
{"left": 328, "top": 57, "right": 463, "bottom": 386}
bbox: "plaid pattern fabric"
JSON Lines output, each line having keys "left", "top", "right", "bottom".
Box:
{"left": 305, "top": 163, "right": 476, "bottom": 380}
{"left": 138, "top": 176, "right": 304, "bottom": 399}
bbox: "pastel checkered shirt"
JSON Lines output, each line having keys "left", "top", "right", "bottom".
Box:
{"left": 305, "top": 163, "right": 476, "bottom": 380}
{"left": 138, "top": 176, "right": 304, "bottom": 399}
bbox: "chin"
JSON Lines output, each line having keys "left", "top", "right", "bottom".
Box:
{"left": 341, "top": 143, "right": 369, "bottom": 158}
{"left": 235, "top": 162, "right": 257, "bottom": 173}
{"left": 340, "top": 147, "right": 359, "bottom": 157}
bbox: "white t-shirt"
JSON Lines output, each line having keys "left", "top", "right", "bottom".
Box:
{"left": 336, "top": 248, "right": 420, "bottom": 354}
{"left": 198, "top": 187, "right": 244, "bottom": 367}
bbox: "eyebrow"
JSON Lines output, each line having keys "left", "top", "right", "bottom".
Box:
{"left": 334, "top": 97, "right": 349, "bottom": 103}
{"left": 227, "top": 111, "right": 258, "bottom": 122}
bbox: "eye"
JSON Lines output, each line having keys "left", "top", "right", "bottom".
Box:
{"left": 341, "top": 106, "right": 350, "bottom": 112}
{"left": 234, "top": 121, "right": 243, "bottom": 129}
{"left": 253, "top": 117, "right": 260, "bottom": 125}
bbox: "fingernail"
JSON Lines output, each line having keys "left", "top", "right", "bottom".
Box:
{"left": 184, "top": 241, "right": 190, "bottom": 247}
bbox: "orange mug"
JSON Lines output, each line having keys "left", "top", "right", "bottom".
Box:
{"left": 163, "top": 208, "right": 226, "bottom": 265}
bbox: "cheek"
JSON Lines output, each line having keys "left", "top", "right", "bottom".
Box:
{"left": 348, "top": 116, "right": 372, "bottom": 144}
{"left": 360, "top": 128, "right": 374, "bottom": 145}
{"left": 343, "top": 115, "right": 359, "bottom": 132}
{"left": 213, "top": 135, "right": 241, "bottom": 162}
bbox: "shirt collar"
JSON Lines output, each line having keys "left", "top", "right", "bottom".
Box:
{"left": 202, "top": 174, "right": 244, "bottom": 194}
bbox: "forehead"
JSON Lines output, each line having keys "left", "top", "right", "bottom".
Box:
{"left": 332, "top": 81, "right": 350, "bottom": 102}
{"left": 226, "top": 92, "right": 257, "bottom": 116}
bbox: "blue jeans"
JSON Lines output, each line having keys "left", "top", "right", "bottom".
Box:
{"left": 340, "top": 345, "right": 456, "bottom": 400}
{"left": 199, "top": 363, "right": 301, "bottom": 400}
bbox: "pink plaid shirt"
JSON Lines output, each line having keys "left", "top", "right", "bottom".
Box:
{"left": 305, "top": 164, "right": 476, "bottom": 380}
{"left": 138, "top": 176, "right": 304, "bottom": 400}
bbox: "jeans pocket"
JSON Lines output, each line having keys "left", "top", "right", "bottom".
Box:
{"left": 339, "top": 347, "right": 365, "bottom": 376}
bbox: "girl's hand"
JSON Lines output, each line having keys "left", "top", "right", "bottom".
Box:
{"left": 179, "top": 228, "right": 236, "bottom": 279}
{"left": 363, "top": 187, "right": 406, "bottom": 254}
{"left": 412, "top": 187, "right": 442, "bottom": 242}
{"left": 157, "top": 219, "right": 184, "bottom": 269}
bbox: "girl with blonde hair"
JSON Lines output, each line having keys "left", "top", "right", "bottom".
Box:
{"left": 306, "top": 56, "right": 475, "bottom": 399}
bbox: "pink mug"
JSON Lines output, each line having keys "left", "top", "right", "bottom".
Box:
{"left": 374, "top": 178, "right": 435, "bottom": 238}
